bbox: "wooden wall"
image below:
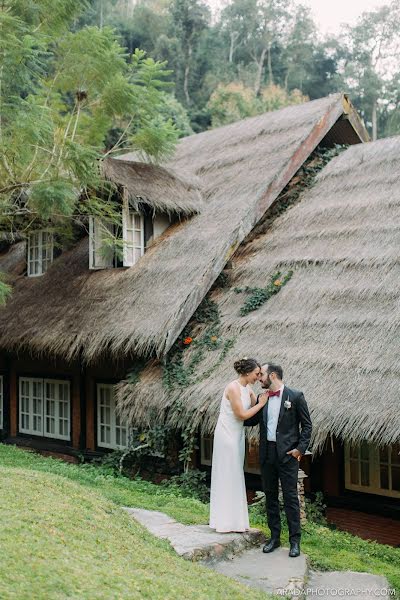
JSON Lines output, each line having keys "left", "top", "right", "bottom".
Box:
{"left": 0, "top": 351, "right": 131, "bottom": 456}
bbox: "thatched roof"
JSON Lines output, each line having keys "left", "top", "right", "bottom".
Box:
{"left": 116, "top": 134, "right": 400, "bottom": 451}
{"left": 0, "top": 93, "right": 367, "bottom": 363}
{"left": 102, "top": 158, "right": 203, "bottom": 216}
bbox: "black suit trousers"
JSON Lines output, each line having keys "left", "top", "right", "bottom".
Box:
{"left": 261, "top": 442, "right": 301, "bottom": 544}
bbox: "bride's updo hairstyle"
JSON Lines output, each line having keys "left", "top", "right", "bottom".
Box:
{"left": 233, "top": 357, "right": 260, "bottom": 375}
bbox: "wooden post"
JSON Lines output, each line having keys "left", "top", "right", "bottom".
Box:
{"left": 9, "top": 360, "right": 17, "bottom": 437}
{"left": 85, "top": 373, "right": 95, "bottom": 451}
{"left": 298, "top": 469, "right": 308, "bottom": 524}
{"left": 71, "top": 373, "right": 81, "bottom": 449}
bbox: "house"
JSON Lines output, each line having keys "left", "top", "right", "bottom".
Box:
{"left": 0, "top": 94, "right": 374, "bottom": 504}
{"left": 118, "top": 131, "right": 400, "bottom": 535}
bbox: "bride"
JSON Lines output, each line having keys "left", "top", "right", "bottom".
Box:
{"left": 209, "top": 357, "right": 267, "bottom": 533}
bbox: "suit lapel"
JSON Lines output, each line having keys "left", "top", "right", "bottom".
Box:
{"left": 262, "top": 394, "right": 269, "bottom": 430}
{"left": 277, "top": 387, "right": 289, "bottom": 426}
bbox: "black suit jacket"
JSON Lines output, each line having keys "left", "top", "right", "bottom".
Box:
{"left": 244, "top": 386, "right": 312, "bottom": 464}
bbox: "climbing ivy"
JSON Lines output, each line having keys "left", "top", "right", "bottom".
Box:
{"left": 250, "top": 144, "right": 348, "bottom": 237}
{"left": 126, "top": 359, "right": 148, "bottom": 385}
{"left": 235, "top": 270, "right": 293, "bottom": 316}
{"left": 162, "top": 297, "right": 235, "bottom": 393}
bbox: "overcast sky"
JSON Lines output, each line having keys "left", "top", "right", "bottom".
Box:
{"left": 206, "top": 0, "right": 390, "bottom": 35}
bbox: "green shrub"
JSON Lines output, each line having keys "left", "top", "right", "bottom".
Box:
{"left": 305, "top": 491, "right": 327, "bottom": 525}
{"left": 161, "top": 469, "right": 210, "bottom": 503}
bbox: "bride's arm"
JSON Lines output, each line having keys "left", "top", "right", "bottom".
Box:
{"left": 226, "top": 384, "right": 267, "bottom": 421}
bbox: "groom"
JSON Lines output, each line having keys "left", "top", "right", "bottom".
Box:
{"left": 245, "top": 363, "right": 312, "bottom": 558}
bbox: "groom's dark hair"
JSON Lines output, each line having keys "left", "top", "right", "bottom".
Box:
{"left": 267, "top": 363, "right": 283, "bottom": 380}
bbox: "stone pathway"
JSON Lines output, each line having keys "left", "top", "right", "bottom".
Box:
{"left": 124, "top": 508, "right": 393, "bottom": 599}
{"left": 210, "top": 546, "right": 307, "bottom": 596}
{"left": 123, "top": 507, "right": 264, "bottom": 561}
{"left": 306, "top": 571, "right": 392, "bottom": 599}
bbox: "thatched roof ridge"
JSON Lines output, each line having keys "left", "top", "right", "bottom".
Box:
{"left": 102, "top": 158, "right": 203, "bottom": 216}
{"left": 0, "top": 94, "right": 366, "bottom": 363}
{"left": 116, "top": 134, "right": 400, "bottom": 450}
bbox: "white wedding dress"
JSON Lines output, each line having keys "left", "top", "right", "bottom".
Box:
{"left": 209, "top": 381, "right": 250, "bottom": 532}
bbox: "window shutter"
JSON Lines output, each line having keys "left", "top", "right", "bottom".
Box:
{"left": 89, "top": 216, "right": 114, "bottom": 269}
{"left": 122, "top": 194, "right": 144, "bottom": 267}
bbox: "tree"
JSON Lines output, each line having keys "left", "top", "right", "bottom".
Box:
{"left": 207, "top": 81, "right": 307, "bottom": 127}
{"left": 219, "top": 0, "right": 258, "bottom": 64}
{"left": 248, "top": 0, "right": 293, "bottom": 96}
{"left": 341, "top": 2, "right": 400, "bottom": 140}
{"left": 0, "top": 0, "right": 178, "bottom": 303}
{"left": 171, "top": 0, "right": 210, "bottom": 105}
{"left": 283, "top": 4, "right": 316, "bottom": 93}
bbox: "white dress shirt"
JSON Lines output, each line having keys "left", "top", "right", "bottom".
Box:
{"left": 266, "top": 385, "right": 285, "bottom": 441}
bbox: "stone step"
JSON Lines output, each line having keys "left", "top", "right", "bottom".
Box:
{"left": 123, "top": 507, "right": 265, "bottom": 562}
{"left": 207, "top": 546, "right": 308, "bottom": 598}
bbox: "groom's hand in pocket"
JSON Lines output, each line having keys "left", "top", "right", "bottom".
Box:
{"left": 287, "top": 449, "right": 302, "bottom": 462}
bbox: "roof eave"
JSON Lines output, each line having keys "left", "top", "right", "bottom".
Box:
{"left": 342, "top": 94, "right": 370, "bottom": 144}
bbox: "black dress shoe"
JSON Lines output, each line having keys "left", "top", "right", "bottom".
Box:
{"left": 289, "top": 542, "right": 300, "bottom": 557}
{"left": 262, "top": 538, "right": 281, "bottom": 553}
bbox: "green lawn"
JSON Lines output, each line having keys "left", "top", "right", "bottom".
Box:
{"left": 0, "top": 448, "right": 267, "bottom": 600}
{"left": 1, "top": 444, "right": 399, "bottom": 598}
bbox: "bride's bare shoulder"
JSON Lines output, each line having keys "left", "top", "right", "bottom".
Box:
{"left": 225, "top": 380, "right": 240, "bottom": 396}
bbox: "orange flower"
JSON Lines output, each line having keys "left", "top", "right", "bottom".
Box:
{"left": 183, "top": 336, "right": 193, "bottom": 345}
{"left": 210, "top": 336, "right": 218, "bottom": 342}
{"left": 274, "top": 279, "right": 282, "bottom": 287}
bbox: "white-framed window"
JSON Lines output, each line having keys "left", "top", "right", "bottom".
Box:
{"left": 27, "top": 230, "right": 54, "bottom": 276}
{"left": 44, "top": 379, "right": 70, "bottom": 440}
{"left": 88, "top": 217, "right": 116, "bottom": 269}
{"left": 122, "top": 197, "right": 144, "bottom": 267}
{"left": 200, "top": 435, "right": 260, "bottom": 474}
{"left": 97, "top": 384, "right": 129, "bottom": 449}
{"left": 19, "top": 377, "right": 70, "bottom": 441}
{"left": 345, "top": 441, "right": 400, "bottom": 499}
{"left": 0, "top": 375, "right": 3, "bottom": 429}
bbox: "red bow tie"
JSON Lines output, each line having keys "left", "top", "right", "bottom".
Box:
{"left": 268, "top": 390, "right": 281, "bottom": 398}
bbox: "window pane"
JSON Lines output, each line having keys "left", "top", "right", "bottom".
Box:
{"left": 21, "top": 397, "right": 28, "bottom": 414}
{"left": 134, "top": 248, "right": 142, "bottom": 262}
{"left": 101, "top": 425, "right": 111, "bottom": 444}
{"left": 350, "top": 460, "right": 359, "bottom": 484}
{"left": 116, "top": 427, "right": 123, "bottom": 447}
{"left": 126, "top": 249, "right": 134, "bottom": 265}
{"left": 46, "top": 416, "right": 55, "bottom": 434}
{"left": 361, "top": 461, "right": 370, "bottom": 486}
{"left": 360, "top": 442, "right": 369, "bottom": 461}
{"left": 43, "top": 380, "right": 70, "bottom": 439}
{"left": 350, "top": 445, "right": 359, "bottom": 459}
{"left": 391, "top": 446, "right": 400, "bottom": 466}
{"left": 380, "top": 465, "right": 389, "bottom": 489}
{"left": 380, "top": 446, "right": 389, "bottom": 464}
{"left": 203, "top": 438, "right": 212, "bottom": 462}
{"left": 125, "top": 228, "right": 134, "bottom": 244}
{"left": 392, "top": 467, "right": 400, "bottom": 492}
